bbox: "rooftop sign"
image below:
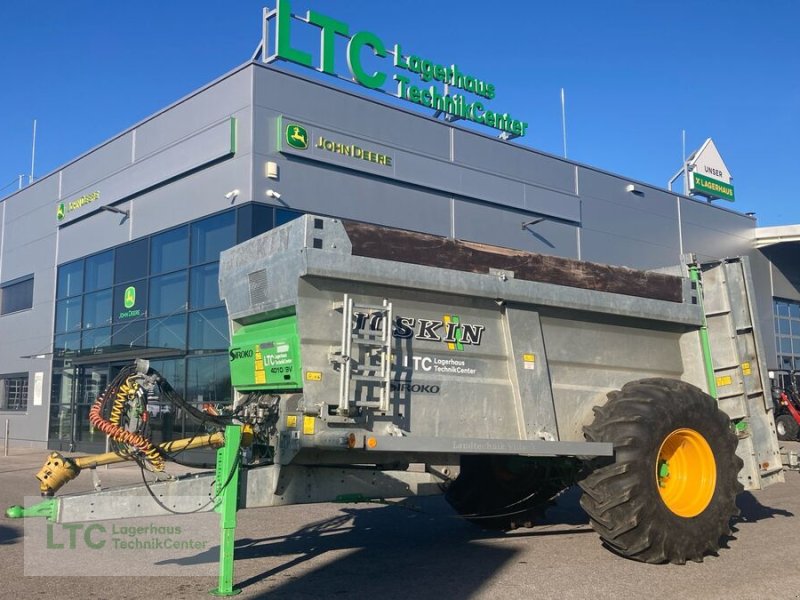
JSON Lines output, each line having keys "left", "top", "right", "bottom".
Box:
{"left": 262, "top": 0, "right": 529, "bottom": 139}
{"left": 687, "top": 138, "right": 735, "bottom": 202}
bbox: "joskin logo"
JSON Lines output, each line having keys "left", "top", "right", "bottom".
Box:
{"left": 355, "top": 312, "right": 485, "bottom": 351}
{"left": 56, "top": 203, "right": 66, "bottom": 221}
{"left": 286, "top": 124, "right": 308, "bottom": 149}
{"left": 123, "top": 286, "right": 136, "bottom": 309}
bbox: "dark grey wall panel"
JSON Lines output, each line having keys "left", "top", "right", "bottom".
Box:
{"left": 680, "top": 198, "right": 753, "bottom": 261}
{"left": 60, "top": 133, "right": 133, "bottom": 199}
{"left": 453, "top": 129, "right": 576, "bottom": 194}
{"left": 760, "top": 245, "right": 800, "bottom": 302}
{"left": 135, "top": 68, "right": 251, "bottom": 159}
{"left": 579, "top": 169, "right": 677, "bottom": 218}
{"left": 259, "top": 158, "right": 452, "bottom": 236}
{"left": 524, "top": 185, "right": 581, "bottom": 223}
{"left": 132, "top": 158, "right": 252, "bottom": 240}
{"left": 580, "top": 228, "right": 681, "bottom": 270}
{"left": 4, "top": 174, "right": 60, "bottom": 224}
{"left": 2, "top": 234, "right": 56, "bottom": 283}
{"left": 454, "top": 200, "right": 579, "bottom": 257}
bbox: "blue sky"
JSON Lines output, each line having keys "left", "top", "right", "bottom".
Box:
{"left": 1, "top": 1, "right": 798, "bottom": 225}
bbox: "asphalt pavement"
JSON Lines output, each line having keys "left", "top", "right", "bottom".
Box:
{"left": 2, "top": 444, "right": 800, "bottom": 600}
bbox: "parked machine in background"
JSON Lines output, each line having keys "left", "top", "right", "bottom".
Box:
{"left": 8, "top": 215, "right": 785, "bottom": 595}
{"left": 770, "top": 370, "right": 800, "bottom": 441}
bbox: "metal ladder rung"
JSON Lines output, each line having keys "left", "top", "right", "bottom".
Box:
{"left": 351, "top": 335, "right": 387, "bottom": 345}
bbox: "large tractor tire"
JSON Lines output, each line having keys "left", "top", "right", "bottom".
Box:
{"left": 445, "top": 455, "right": 576, "bottom": 531}
{"left": 775, "top": 413, "right": 799, "bottom": 441}
{"left": 579, "top": 378, "right": 743, "bottom": 564}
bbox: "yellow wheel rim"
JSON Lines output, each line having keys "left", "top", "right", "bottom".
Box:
{"left": 656, "top": 428, "right": 716, "bottom": 517}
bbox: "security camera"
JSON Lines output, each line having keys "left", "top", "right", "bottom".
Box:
{"left": 266, "top": 189, "right": 282, "bottom": 199}
{"left": 224, "top": 189, "right": 240, "bottom": 200}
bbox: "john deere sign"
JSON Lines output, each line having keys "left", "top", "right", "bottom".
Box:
{"left": 279, "top": 118, "right": 395, "bottom": 173}
{"left": 56, "top": 190, "right": 100, "bottom": 221}
{"left": 266, "top": 0, "right": 528, "bottom": 138}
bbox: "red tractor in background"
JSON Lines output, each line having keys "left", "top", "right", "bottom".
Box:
{"left": 771, "top": 370, "right": 800, "bottom": 441}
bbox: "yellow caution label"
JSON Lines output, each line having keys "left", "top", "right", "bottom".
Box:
{"left": 286, "top": 415, "right": 298, "bottom": 428}
{"left": 306, "top": 371, "right": 322, "bottom": 381}
{"left": 255, "top": 371, "right": 266, "bottom": 384}
{"left": 523, "top": 353, "right": 535, "bottom": 370}
{"left": 716, "top": 375, "right": 733, "bottom": 387}
{"left": 303, "top": 415, "right": 316, "bottom": 435}
{"left": 742, "top": 362, "right": 752, "bottom": 376}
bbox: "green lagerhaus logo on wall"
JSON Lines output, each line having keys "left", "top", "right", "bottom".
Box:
{"left": 56, "top": 203, "right": 66, "bottom": 221}
{"left": 286, "top": 124, "right": 308, "bottom": 149}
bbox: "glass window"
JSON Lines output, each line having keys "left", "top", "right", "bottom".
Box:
{"left": 237, "top": 204, "right": 274, "bottom": 242}
{"left": 113, "top": 280, "right": 148, "bottom": 323}
{"left": 0, "top": 375, "right": 28, "bottom": 411}
{"left": 191, "top": 211, "right": 236, "bottom": 265}
{"left": 151, "top": 226, "right": 189, "bottom": 274}
{"left": 55, "top": 297, "right": 82, "bottom": 333}
{"left": 276, "top": 208, "right": 302, "bottom": 227}
{"left": 81, "top": 327, "right": 112, "bottom": 351}
{"left": 1, "top": 277, "right": 34, "bottom": 314}
{"left": 188, "top": 307, "right": 229, "bottom": 351}
{"left": 149, "top": 358, "right": 185, "bottom": 397}
{"left": 779, "top": 318, "right": 791, "bottom": 335}
{"left": 186, "top": 355, "right": 231, "bottom": 404}
{"left": 112, "top": 320, "right": 147, "bottom": 348}
{"left": 85, "top": 251, "right": 113, "bottom": 292}
{"left": 83, "top": 289, "right": 112, "bottom": 329}
{"left": 54, "top": 332, "right": 81, "bottom": 354}
{"left": 57, "top": 261, "right": 83, "bottom": 298}
{"left": 780, "top": 337, "right": 793, "bottom": 355}
{"left": 791, "top": 304, "right": 800, "bottom": 320}
{"left": 149, "top": 272, "right": 187, "bottom": 317}
{"left": 115, "top": 239, "right": 148, "bottom": 283}
{"left": 190, "top": 263, "right": 221, "bottom": 309}
{"left": 148, "top": 315, "right": 187, "bottom": 350}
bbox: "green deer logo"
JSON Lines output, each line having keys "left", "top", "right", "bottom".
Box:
{"left": 124, "top": 286, "right": 136, "bottom": 309}
{"left": 286, "top": 124, "right": 308, "bottom": 150}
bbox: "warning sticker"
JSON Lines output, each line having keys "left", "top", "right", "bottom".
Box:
{"left": 523, "top": 353, "right": 535, "bottom": 371}
{"left": 741, "top": 362, "right": 752, "bottom": 376}
{"left": 716, "top": 375, "right": 733, "bottom": 387}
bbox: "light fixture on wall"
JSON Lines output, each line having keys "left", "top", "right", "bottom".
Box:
{"left": 99, "top": 205, "right": 129, "bottom": 218}
{"left": 225, "top": 189, "right": 240, "bottom": 202}
{"left": 266, "top": 189, "right": 282, "bottom": 199}
{"left": 625, "top": 184, "right": 645, "bottom": 197}
{"left": 521, "top": 217, "right": 545, "bottom": 231}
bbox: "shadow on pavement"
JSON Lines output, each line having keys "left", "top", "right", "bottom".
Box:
{"left": 0, "top": 524, "right": 21, "bottom": 545}
{"left": 157, "top": 491, "right": 593, "bottom": 597}
{"left": 735, "top": 491, "right": 794, "bottom": 522}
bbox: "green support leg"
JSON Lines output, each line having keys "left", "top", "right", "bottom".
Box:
{"left": 211, "top": 425, "right": 242, "bottom": 597}
{"left": 689, "top": 264, "right": 718, "bottom": 399}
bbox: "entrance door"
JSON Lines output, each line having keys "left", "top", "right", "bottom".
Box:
{"left": 48, "top": 363, "right": 110, "bottom": 453}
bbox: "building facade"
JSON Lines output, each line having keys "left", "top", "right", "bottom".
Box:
{"left": 0, "top": 62, "right": 797, "bottom": 450}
